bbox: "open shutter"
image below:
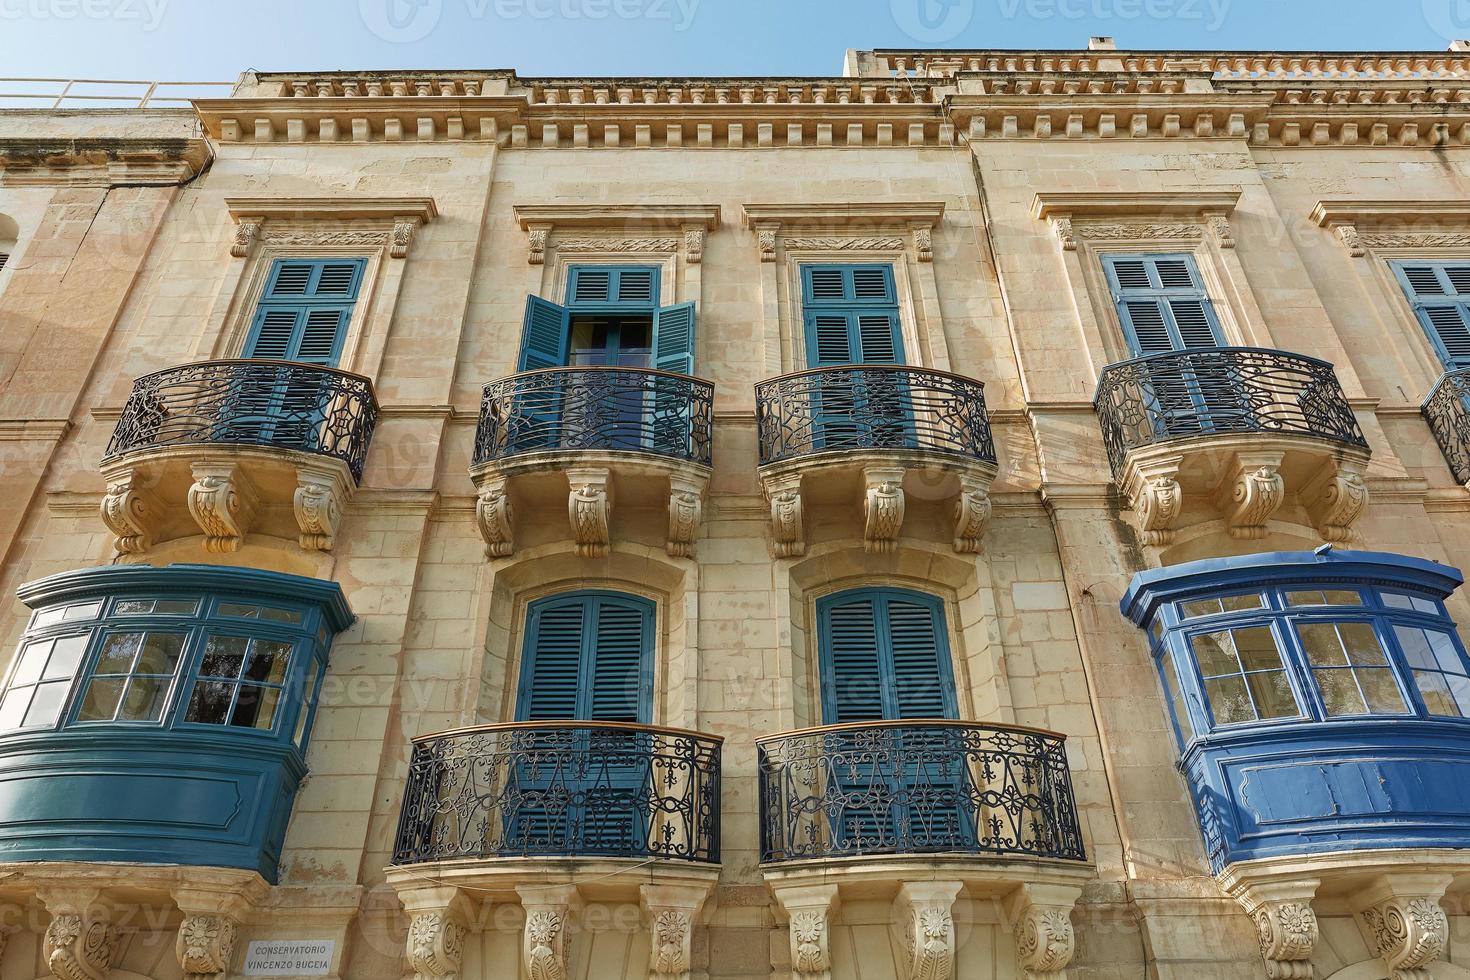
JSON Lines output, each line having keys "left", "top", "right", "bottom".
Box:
{"left": 517, "top": 296, "right": 571, "bottom": 371}
{"left": 652, "top": 302, "right": 697, "bottom": 375}
{"left": 1395, "top": 262, "right": 1470, "bottom": 370}
{"left": 1106, "top": 254, "right": 1223, "bottom": 356}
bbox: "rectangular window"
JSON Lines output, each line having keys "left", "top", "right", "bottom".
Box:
{"left": 76, "top": 631, "right": 186, "bottom": 723}
{"left": 1103, "top": 253, "right": 1223, "bottom": 356}
{"left": 1392, "top": 261, "right": 1470, "bottom": 370}
{"left": 1179, "top": 594, "right": 1263, "bottom": 619}
{"left": 1296, "top": 622, "right": 1407, "bottom": 716}
{"left": 0, "top": 634, "right": 87, "bottom": 730}
{"left": 1285, "top": 590, "right": 1362, "bottom": 607}
{"left": 184, "top": 634, "right": 294, "bottom": 731}
{"left": 516, "top": 267, "right": 696, "bottom": 376}
{"left": 1190, "top": 625, "right": 1300, "bottom": 725}
{"left": 1382, "top": 592, "right": 1442, "bottom": 615}
{"left": 244, "top": 258, "right": 365, "bottom": 366}
{"left": 1158, "top": 652, "right": 1195, "bottom": 743}
{"left": 800, "top": 265, "right": 904, "bottom": 368}
{"left": 1394, "top": 625, "right": 1470, "bottom": 717}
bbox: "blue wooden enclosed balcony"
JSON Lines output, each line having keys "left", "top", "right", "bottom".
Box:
{"left": 753, "top": 366, "right": 999, "bottom": 557}
{"left": 1094, "top": 347, "right": 1371, "bottom": 545}
{"left": 1123, "top": 549, "right": 1470, "bottom": 878}
{"left": 100, "top": 358, "right": 379, "bottom": 554}
{"left": 0, "top": 564, "right": 352, "bottom": 882}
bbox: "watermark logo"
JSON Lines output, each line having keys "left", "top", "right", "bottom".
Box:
{"left": 360, "top": 0, "right": 442, "bottom": 42}
{"left": 994, "top": 0, "right": 1231, "bottom": 31}
{"left": 0, "top": 0, "right": 169, "bottom": 30}
{"left": 1424, "top": 0, "right": 1470, "bottom": 42}
{"left": 890, "top": 0, "right": 974, "bottom": 42}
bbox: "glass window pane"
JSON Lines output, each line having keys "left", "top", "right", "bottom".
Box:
{"left": 10, "top": 640, "right": 52, "bottom": 688}
{"left": 43, "top": 635, "right": 86, "bottom": 680}
{"left": 63, "top": 601, "right": 102, "bottom": 621}
{"left": 1192, "top": 631, "right": 1242, "bottom": 676}
{"left": 1223, "top": 594, "right": 1264, "bottom": 612}
{"left": 1234, "top": 627, "right": 1285, "bottom": 672}
{"left": 229, "top": 684, "right": 265, "bottom": 728}
{"left": 1395, "top": 627, "right": 1437, "bottom": 669}
{"left": 23, "top": 681, "right": 69, "bottom": 727}
{"left": 1247, "top": 670, "right": 1300, "bottom": 719}
{"left": 1415, "top": 671, "right": 1460, "bottom": 716}
{"left": 1449, "top": 675, "right": 1470, "bottom": 716}
{"left": 244, "top": 640, "right": 290, "bottom": 684}
{"left": 0, "top": 688, "right": 29, "bottom": 730}
{"left": 1149, "top": 621, "right": 1164, "bottom": 644}
{"left": 77, "top": 677, "right": 125, "bottom": 721}
{"left": 1383, "top": 593, "right": 1413, "bottom": 610}
{"left": 32, "top": 608, "right": 63, "bottom": 629}
{"left": 260, "top": 607, "right": 302, "bottom": 625}
{"left": 135, "top": 633, "right": 184, "bottom": 675}
{"left": 1359, "top": 668, "right": 1409, "bottom": 714}
{"left": 185, "top": 681, "right": 235, "bottom": 724}
{"left": 198, "top": 635, "right": 249, "bottom": 678}
{"left": 1287, "top": 590, "right": 1362, "bottom": 607}
{"left": 1181, "top": 598, "right": 1224, "bottom": 619}
{"left": 1339, "top": 624, "right": 1388, "bottom": 665}
{"left": 1205, "top": 676, "right": 1254, "bottom": 724}
{"left": 1324, "top": 590, "right": 1362, "bottom": 605}
{"left": 154, "top": 599, "right": 198, "bottom": 615}
{"left": 1316, "top": 669, "right": 1367, "bottom": 716}
{"left": 1427, "top": 631, "right": 1465, "bottom": 674}
{"left": 294, "top": 667, "right": 320, "bottom": 746}
{"left": 94, "top": 633, "right": 142, "bottom": 675}
{"left": 1298, "top": 624, "right": 1348, "bottom": 666}
{"left": 120, "top": 676, "right": 169, "bottom": 722}
{"left": 1159, "top": 654, "right": 1194, "bottom": 741}
{"left": 218, "top": 603, "right": 260, "bottom": 619}
{"left": 114, "top": 600, "right": 151, "bottom": 615}
{"left": 251, "top": 687, "right": 280, "bottom": 730}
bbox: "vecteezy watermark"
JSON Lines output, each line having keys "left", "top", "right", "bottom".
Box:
{"left": 995, "top": 0, "right": 1231, "bottom": 31}
{"left": 0, "top": 0, "right": 167, "bottom": 29}
{"left": 360, "top": 0, "right": 700, "bottom": 42}
{"left": 1423, "top": 0, "right": 1470, "bottom": 42}
{"left": 890, "top": 0, "right": 975, "bottom": 43}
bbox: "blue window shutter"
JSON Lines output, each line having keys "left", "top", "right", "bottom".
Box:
{"left": 587, "top": 599, "right": 649, "bottom": 722}
{"left": 518, "top": 296, "right": 571, "bottom": 371}
{"left": 567, "top": 266, "right": 660, "bottom": 310}
{"left": 246, "top": 258, "right": 364, "bottom": 366}
{"left": 801, "top": 265, "right": 905, "bottom": 367}
{"left": 856, "top": 313, "right": 904, "bottom": 363}
{"left": 819, "top": 589, "right": 957, "bottom": 723}
{"left": 1104, "top": 254, "right": 1224, "bottom": 356}
{"left": 517, "top": 601, "right": 584, "bottom": 721}
{"left": 807, "top": 313, "right": 856, "bottom": 365}
{"left": 1393, "top": 262, "right": 1470, "bottom": 370}
{"left": 516, "top": 592, "right": 653, "bottom": 723}
{"left": 652, "top": 301, "right": 697, "bottom": 375}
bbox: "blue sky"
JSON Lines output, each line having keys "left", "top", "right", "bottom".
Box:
{"left": 0, "top": 0, "right": 1466, "bottom": 83}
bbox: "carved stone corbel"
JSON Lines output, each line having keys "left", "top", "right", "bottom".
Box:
{"left": 294, "top": 462, "right": 350, "bottom": 551}
{"left": 392, "top": 215, "right": 422, "bottom": 258}
{"left": 772, "top": 883, "right": 839, "bottom": 980}
{"left": 100, "top": 469, "right": 158, "bottom": 555}
{"left": 399, "top": 885, "right": 474, "bottom": 980}
{"left": 892, "top": 881, "right": 961, "bottom": 980}
{"left": 1207, "top": 212, "right": 1235, "bottom": 248}
{"left": 642, "top": 883, "right": 711, "bottom": 980}
{"left": 39, "top": 888, "right": 118, "bottom": 980}
{"left": 1332, "top": 223, "right": 1366, "bottom": 257}
{"left": 518, "top": 885, "right": 580, "bottom": 980}
{"left": 667, "top": 474, "right": 707, "bottom": 558}
{"left": 566, "top": 467, "right": 612, "bottom": 558}
{"left": 912, "top": 223, "right": 934, "bottom": 262}
{"left": 1225, "top": 879, "right": 1321, "bottom": 980}
{"left": 756, "top": 221, "right": 780, "bottom": 262}
{"left": 862, "top": 465, "right": 906, "bottom": 554}
{"left": 1050, "top": 216, "right": 1077, "bottom": 251}
{"left": 527, "top": 223, "right": 551, "bottom": 264}
{"left": 763, "top": 472, "right": 805, "bottom": 558}
{"left": 187, "top": 462, "right": 256, "bottom": 553}
{"left": 1006, "top": 883, "right": 1083, "bottom": 980}
{"left": 1126, "top": 456, "right": 1184, "bottom": 546}
{"left": 1353, "top": 875, "right": 1452, "bottom": 980}
{"left": 683, "top": 225, "right": 705, "bottom": 264}
{"left": 1215, "top": 451, "right": 1285, "bottom": 540}
{"left": 177, "top": 913, "right": 238, "bottom": 980}
{"left": 475, "top": 476, "right": 514, "bottom": 558}
{"left": 1303, "top": 455, "right": 1369, "bottom": 543}
{"left": 231, "top": 216, "right": 263, "bottom": 257}
{"left": 953, "top": 470, "right": 994, "bottom": 554}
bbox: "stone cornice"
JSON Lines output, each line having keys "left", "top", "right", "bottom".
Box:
{"left": 225, "top": 196, "right": 438, "bottom": 223}
{"left": 513, "top": 203, "right": 719, "bottom": 231}
{"left": 741, "top": 202, "right": 945, "bottom": 228}
{"left": 0, "top": 135, "right": 210, "bottom": 186}
{"left": 1033, "top": 190, "right": 1241, "bottom": 220}
{"left": 1312, "top": 199, "right": 1470, "bottom": 255}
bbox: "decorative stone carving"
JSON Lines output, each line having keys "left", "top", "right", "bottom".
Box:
{"left": 953, "top": 476, "right": 992, "bottom": 554}
{"left": 231, "top": 217, "right": 262, "bottom": 257}
{"left": 683, "top": 226, "right": 705, "bottom": 263}
{"left": 515, "top": 886, "right": 583, "bottom": 980}
{"left": 475, "top": 478, "right": 514, "bottom": 558}
{"left": 556, "top": 237, "right": 680, "bottom": 253}
{"left": 187, "top": 463, "right": 255, "bottom": 553}
{"left": 667, "top": 476, "right": 705, "bottom": 558}
{"left": 178, "top": 913, "right": 237, "bottom": 980}
{"left": 862, "top": 466, "right": 907, "bottom": 554}
{"left": 756, "top": 222, "right": 779, "bottom": 262}
{"left": 650, "top": 908, "right": 692, "bottom": 980}
{"left": 527, "top": 224, "right": 550, "bottom": 264}
{"left": 765, "top": 475, "right": 805, "bottom": 558}
{"left": 391, "top": 216, "right": 419, "bottom": 258}
{"left": 294, "top": 467, "right": 346, "bottom": 550}
{"left": 1216, "top": 453, "right": 1285, "bottom": 540}
{"left": 789, "top": 909, "right": 831, "bottom": 978}
{"left": 567, "top": 468, "right": 612, "bottom": 558}
{"left": 1050, "top": 216, "right": 1077, "bottom": 250}
{"left": 913, "top": 224, "right": 934, "bottom": 261}
{"left": 1359, "top": 232, "right": 1470, "bottom": 250}
{"left": 260, "top": 229, "right": 392, "bottom": 248}
{"left": 406, "top": 910, "right": 466, "bottom": 979}
{"left": 783, "top": 237, "right": 906, "bottom": 252}
{"left": 1334, "top": 223, "right": 1366, "bottom": 256}
{"left": 1125, "top": 456, "right": 1184, "bottom": 546}
{"left": 41, "top": 893, "right": 118, "bottom": 980}
{"left": 1253, "top": 902, "right": 1318, "bottom": 979}
{"left": 893, "top": 882, "right": 961, "bottom": 980}
{"left": 1360, "top": 896, "right": 1448, "bottom": 980}
{"left": 1305, "top": 457, "right": 1369, "bottom": 543}
{"left": 1207, "top": 212, "right": 1236, "bottom": 248}
{"left": 100, "top": 472, "right": 156, "bottom": 555}
{"left": 1006, "top": 884, "right": 1083, "bottom": 980}
{"left": 1075, "top": 222, "right": 1203, "bottom": 241}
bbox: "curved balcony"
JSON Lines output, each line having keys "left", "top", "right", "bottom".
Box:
{"left": 1093, "top": 347, "right": 1370, "bottom": 545}
{"left": 753, "top": 366, "right": 998, "bottom": 557}
{"left": 99, "top": 359, "right": 379, "bottom": 554}
{"left": 1424, "top": 367, "right": 1470, "bottom": 485}
{"left": 470, "top": 367, "right": 715, "bottom": 559}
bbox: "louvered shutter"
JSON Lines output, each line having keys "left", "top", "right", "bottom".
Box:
{"left": 245, "top": 259, "right": 363, "bottom": 366}
{"left": 517, "top": 296, "right": 571, "bottom": 371}
{"left": 809, "top": 314, "right": 856, "bottom": 366}
{"left": 516, "top": 593, "right": 652, "bottom": 723}
{"left": 801, "top": 265, "right": 905, "bottom": 367}
{"left": 856, "top": 313, "right": 903, "bottom": 363}
{"left": 1395, "top": 262, "right": 1470, "bottom": 370}
{"left": 823, "top": 596, "right": 886, "bottom": 723}
{"left": 587, "top": 600, "right": 647, "bottom": 722}
{"left": 652, "top": 302, "right": 697, "bottom": 375}
{"left": 887, "top": 597, "right": 951, "bottom": 718}
{"left": 567, "top": 266, "right": 659, "bottom": 310}
{"left": 0, "top": 253, "right": 9, "bottom": 272}
{"left": 820, "top": 590, "right": 956, "bottom": 723}
{"left": 1105, "top": 254, "right": 1223, "bottom": 356}
{"left": 518, "top": 601, "right": 584, "bottom": 721}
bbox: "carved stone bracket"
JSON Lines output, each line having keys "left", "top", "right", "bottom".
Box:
{"left": 756, "top": 221, "right": 779, "bottom": 262}
{"left": 1206, "top": 211, "right": 1236, "bottom": 248}
{"left": 763, "top": 472, "right": 805, "bottom": 558}
{"left": 772, "top": 883, "right": 839, "bottom": 980}
{"left": 294, "top": 461, "right": 350, "bottom": 551}
{"left": 1303, "top": 455, "right": 1370, "bottom": 543}
{"left": 177, "top": 914, "right": 239, "bottom": 980}
{"left": 398, "top": 885, "right": 474, "bottom": 980}
{"left": 1226, "top": 879, "right": 1322, "bottom": 980}
{"left": 100, "top": 470, "right": 159, "bottom": 555}
{"left": 1353, "top": 875, "right": 1452, "bottom": 980}
{"left": 912, "top": 223, "right": 934, "bottom": 262}
{"left": 667, "top": 473, "right": 708, "bottom": 558}
{"left": 891, "top": 881, "right": 961, "bottom": 980}
{"left": 475, "top": 475, "right": 514, "bottom": 558}
{"left": 1050, "top": 216, "right": 1077, "bottom": 251}
{"left": 1124, "top": 456, "right": 1184, "bottom": 546}
{"left": 566, "top": 466, "right": 613, "bottom": 559}
{"left": 38, "top": 888, "right": 119, "bottom": 980}
{"left": 1006, "top": 883, "right": 1083, "bottom": 980}
{"left": 683, "top": 225, "right": 705, "bottom": 263}
{"left": 862, "top": 465, "right": 906, "bottom": 554}
{"left": 231, "top": 216, "right": 263, "bottom": 257}
{"left": 188, "top": 462, "right": 257, "bottom": 553}
{"left": 1214, "top": 451, "right": 1285, "bottom": 540}
{"left": 642, "top": 883, "right": 712, "bottom": 980}
{"left": 527, "top": 223, "right": 551, "bottom": 264}
{"left": 953, "top": 471, "right": 994, "bottom": 554}
{"left": 518, "top": 884, "right": 581, "bottom": 980}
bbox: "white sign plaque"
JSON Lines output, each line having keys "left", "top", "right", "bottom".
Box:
{"left": 242, "top": 939, "right": 336, "bottom": 976}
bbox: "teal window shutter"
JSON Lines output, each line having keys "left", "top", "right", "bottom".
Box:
{"left": 1104, "top": 254, "right": 1223, "bottom": 356}
{"left": 518, "top": 295, "right": 571, "bottom": 371}
{"left": 1392, "top": 261, "right": 1470, "bottom": 370}
{"left": 567, "top": 265, "right": 660, "bottom": 310}
{"left": 800, "top": 265, "right": 905, "bottom": 367}
{"left": 244, "top": 258, "right": 365, "bottom": 366}
{"left": 516, "top": 592, "right": 654, "bottom": 723}
{"left": 818, "top": 588, "right": 957, "bottom": 723}
{"left": 652, "top": 301, "right": 697, "bottom": 375}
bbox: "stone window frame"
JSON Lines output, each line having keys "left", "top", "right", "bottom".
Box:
{"left": 740, "top": 202, "right": 948, "bottom": 376}
{"left": 204, "top": 197, "right": 438, "bottom": 380}
{"left": 0, "top": 210, "right": 20, "bottom": 295}
{"left": 1031, "top": 190, "right": 1260, "bottom": 377}
{"left": 1312, "top": 199, "right": 1470, "bottom": 395}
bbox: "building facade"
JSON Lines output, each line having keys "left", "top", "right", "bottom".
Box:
{"left": 2, "top": 40, "right": 1470, "bottom": 979}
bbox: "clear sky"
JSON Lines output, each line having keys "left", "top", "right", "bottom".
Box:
{"left": 0, "top": 0, "right": 1465, "bottom": 84}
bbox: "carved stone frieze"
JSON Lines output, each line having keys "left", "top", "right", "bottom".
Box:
{"left": 1075, "top": 222, "right": 1204, "bottom": 242}
{"left": 783, "top": 236, "right": 907, "bottom": 251}
{"left": 555, "top": 237, "right": 680, "bottom": 253}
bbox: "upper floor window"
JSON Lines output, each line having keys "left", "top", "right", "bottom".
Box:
{"left": 245, "top": 258, "right": 367, "bottom": 366}
{"left": 516, "top": 591, "right": 654, "bottom": 723}
{"left": 1103, "top": 253, "right": 1223, "bottom": 356}
{"left": 817, "top": 587, "right": 956, "bottom": 723}
{"left": 800, "top": 264, "right": 904, "bottom": 367}
{"left": 1391, "top": 261, "right": 1470, "bottom": 371}
{"left": 518, "top": 265, "right": 696, "bottom": 375}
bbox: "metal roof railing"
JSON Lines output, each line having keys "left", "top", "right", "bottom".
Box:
{"left": 0, "top": 78, "right": 232, "bottom": 109}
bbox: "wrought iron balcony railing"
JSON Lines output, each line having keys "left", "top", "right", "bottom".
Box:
{"left": 474, "top": 366, "right": 714, "bottom": 468}
{"left": 103, "top": 359, "right": 379, "bottom": 482}
{"left": 391, "top": 722, "right": 722, "bottom": 866}
{"left": 757, "top": 721, "right": 1085, "bottom": 863}
{"left": 1094, "top": 346, "right": 1367, "bottom": 477}
{"left": 1424, "top": 368, "right": 1470, "bottom": 485}
{"left": 755, "top": 365, "right": 996, "bottom": 467}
